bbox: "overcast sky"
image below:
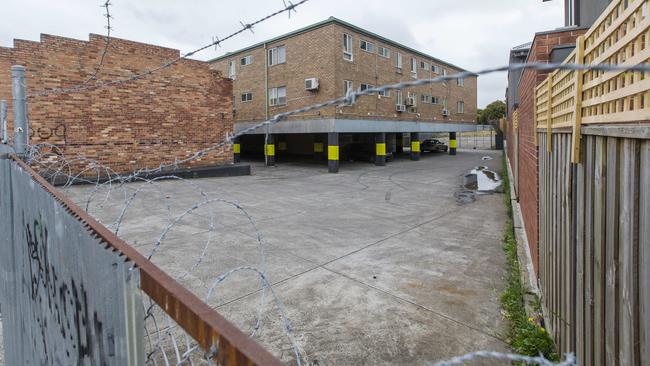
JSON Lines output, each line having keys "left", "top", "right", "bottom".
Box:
{"left": 0, "top": 0, "right": 565, "bottom": 108}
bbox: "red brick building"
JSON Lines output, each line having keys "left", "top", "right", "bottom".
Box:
{"left": 507, "top": 27, "right": 586, "bottom": 274}
{"left": 0, "top": 34, "right": 233, "bottom": 174}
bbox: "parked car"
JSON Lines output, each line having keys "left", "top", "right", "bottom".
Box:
{"left": 421, "top": 138, "right": 448, "bottom": 153}
{"left": 343, "top": 142, "right": 393, "bottom": 163}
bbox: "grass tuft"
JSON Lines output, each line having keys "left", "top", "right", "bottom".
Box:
{"left": 500, "top": 152, "right": 558, "bottom": 361}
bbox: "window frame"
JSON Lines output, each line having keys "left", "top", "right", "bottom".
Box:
{"left": 396, "top": 89, "right": 403, "bottom": 105}
{"left": 457, "top": 101, "right": 465, "bottom": 114}
{"left": 410, "top": 58, "right": 417, "bottom": 77}
{"left": 396, "top": 52, "right": 402, "bottom": 69}
{"left": 359, "top": 39, "right": 375, "bottom": 53}
{"left": 378, "top": 46, "right": 390, "bottom": 58}
{"left": 379, "top": 89, "right": 390, "bottom": 97}
{"left": 240, "top": 55, "right": 252, "bottom": 66}
{"left": 359, "top": 83, "right": 375, "bottom": 92}
{"left": 344, "top": 80, "right": 353, "bottom": 94}
{"left": 241, "top": 92, "right": 253, "bottom": 102}
{"left": 457, "top": 77, "right": 464, "bottom": 86}
{"left": 228, "top": 60, "right": 236, "bottom": 79}
{"left": 431, "top": 96, "right": 440, "bottom": 105}
{"left": 268, "top": 86, "right": 287, "bottom": 106}
{"left": 343, "top": 33, "right": 353, "bottom": 61}
{"left": 268, "top": 45, "right": 286, "bottom": 66}
{"left": 432, "top": 64, "right": 440, "bottom": 74}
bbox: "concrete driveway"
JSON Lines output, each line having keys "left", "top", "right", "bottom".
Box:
{"left": 62, "top": 149, "right": 510, "bottom": 365}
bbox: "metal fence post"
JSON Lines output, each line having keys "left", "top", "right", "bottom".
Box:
{"left": 12, "top": 65, "right": 28, "bottom": 156}
{"left": 0, "top": 100, "right": 7, "bottom": 143}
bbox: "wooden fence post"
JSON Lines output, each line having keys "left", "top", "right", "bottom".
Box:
{"left": 571, "top": 36, "right": 585, "bottom": 163}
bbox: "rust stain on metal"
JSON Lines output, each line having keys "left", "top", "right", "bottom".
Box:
{"left": 10, "top": 155, "right": 282, "bottom": 366}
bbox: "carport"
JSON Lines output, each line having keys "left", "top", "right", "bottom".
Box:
{"left": 233, "top": 119, "right": 478, "bottom": 173}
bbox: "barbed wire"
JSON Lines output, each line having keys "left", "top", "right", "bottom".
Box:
{"left": 428, "top": 351, "right": 577, "bottom": 366}
{"left": 26, "top": 0, "right": 309, "bottom": 97}
{"left": 18, "top": 60, "right": 650, "bottom": 364}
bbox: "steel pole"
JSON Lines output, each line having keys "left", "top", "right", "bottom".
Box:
{"left": 12, "top": 65, "right": 28, "bottom": 156}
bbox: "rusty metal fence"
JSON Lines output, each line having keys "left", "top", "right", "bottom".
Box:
{"left": 0, "top": 147, "right": 282, "bottom": 365}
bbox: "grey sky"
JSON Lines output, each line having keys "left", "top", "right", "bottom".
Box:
{"left": 0, "top": 0, "right": 564, "bottom": 108}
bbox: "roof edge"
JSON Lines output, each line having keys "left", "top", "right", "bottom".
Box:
{"left": 207, "top": 16, "right": 471, "bottom": 72}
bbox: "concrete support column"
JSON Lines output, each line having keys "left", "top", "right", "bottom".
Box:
{"left": 314, "top": 134, "right": 325, "bottom": 161}
{"left": 410, "top": 132, "right": 420, "bottom": 161}
{"left": 327, "top": 132, "right": 339, "bottom": 173}
{"left": 449, "top": 131, "right": 457, "bottom": 155}
{"left": 264, "top": 134, "right": 275, "bottom": 166}
{"left": 233, "top": 137, "right": 241, "bottom": 163}
{"left": 375, "top": 132, "right": 386, "bottom": 166}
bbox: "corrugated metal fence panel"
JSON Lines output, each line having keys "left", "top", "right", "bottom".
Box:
{"left": 0, "top": 158, "right": 143, "bottom": 365}
{"left": 537, "top": 130, "right": 648, "bottom": 366}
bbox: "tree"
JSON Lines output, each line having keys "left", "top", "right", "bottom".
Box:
{"left": 477, "top": 100, "right": 505, "bottom": 124}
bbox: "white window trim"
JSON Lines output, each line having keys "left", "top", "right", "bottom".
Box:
{"left": 343, "top": 34, "right": 353, "bottom": 61}
{"left": 359, "top": 83, "right": 375, "bottom": 92}
{"left": 457, "top": 77, "right": 464, "bottom": 86}
{"left": 241, "top": 92, "right": 253, "bottom": 102}
{"left": 268, "top": 46, "right": 286, "bottom": 66}
{"left": 410, "top": 58, "right": 417, "bottom": 78}
{"left": 228, "top": 60, "right": 236, "bottom": 79}
{"left": 379, "top": 89, "right": 390, "bottom": 97}
{"left": 378, "top": 46, "right": 390, "bottom": 58}
{"left": 269, "top": 86, "right": 287, "bottom": 106}
{"left": 359, "top": 39, "right": 375, "bottom": 53}
{"left": 241, "top": 55, "right": 252, "bottom": 66}
{"left": 396, "top": 52, "right": 402, "bottom": 69}
{"left": 431, "top": 96, "right": 440, "bottom": 105}
{"left": 457, "top": 101, "right": 465, "bottom": 114}
{"left": 396, "top": 90, "right": 403, "bottom": 105}
{"left": 344, "top": 80, "right": 353, "bottom": 94}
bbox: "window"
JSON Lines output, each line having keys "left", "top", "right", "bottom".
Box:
{"left": 240, "top": 55, "right": 252, "bottom": 66}
{"left": 343, "top": 34, "right": 353, "bottom": 61}
{"left": 268, "top": 46, "right": 286, "bottom": 66}
{"left": 421, "top": 61, "right": 430, "bottom": 70}
{"left": 431, "top": 96, "right": 440, "bottom": 104}
{"left": 360, "top": 39, "right": 375, "bottom": 53}
{"left": 431, "top": 64, "right": 440, "bottom": 74}
{"left": 442, "top": 69, "right": 448, "bottom": 76}
{"left": 396, "top": 90, "right": 403, "bottom": 105}
{"left": 411, "top": 58, "right": 417, "bottom": 77}
{"left": 378, "top": 46, "right": 390, "bottom": 58}
{"left": 457, "top": 101, "right": 464, "bottom": 113}
{"left": 379, "top": 89, "right": 390, "bottom": 97}
{"left": 443, "top": 99, "right": 448, "bottom": 110}
{"left": 396, "top": 52, "right": 402, "bottom": 69}
{"left": 228, "top": 60, "right": 236, "bottom": 79}
{"left": 268, "top": 86, "right": 287, "bottom": 106}
{"left": 359, "top": 83, "right": 375, "bottom": 92}
{"left": 457, "top": 77, "right": 464, "bottom": 86}
{"left": 241, "top": 92, "right": 253, "bottom": 102}
{"left": 421, "top": 94, "right": 431, "bottom": 103}
{"left": 344, "top": 80, "right": 353, "bottom": 94}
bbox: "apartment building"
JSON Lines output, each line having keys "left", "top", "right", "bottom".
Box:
{"left": 209, "top": 17, "right": 477, "bottom": 172}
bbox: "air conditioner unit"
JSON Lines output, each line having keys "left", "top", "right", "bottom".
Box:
{"left": 305, "top": 78, "right": 319, "bottom": 91}
{"left": 396, "top": 104, "right": 406, "bottom": 112}
{"left": 442, "top": 109, "right": 450, "bottom": 116}
{"left": 405, "top": 97, "right": 415, "bottom": 106}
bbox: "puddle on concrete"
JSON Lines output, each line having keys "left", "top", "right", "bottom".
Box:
{"left": 455, "top": 165, "right": 503, "bottom": 204}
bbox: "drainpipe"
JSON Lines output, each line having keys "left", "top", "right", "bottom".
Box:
{"left": 264, "top": 43, "right": 269, "bottom": 120}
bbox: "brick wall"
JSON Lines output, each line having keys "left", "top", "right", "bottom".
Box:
{"left": 514, "top": 28, "right": 585, "bottom": 275}
{"left": 212, "top": 20, "right": 476, "bottom": 125}
{"left": 0, "top": 33, "right": 233, "bottom": 174}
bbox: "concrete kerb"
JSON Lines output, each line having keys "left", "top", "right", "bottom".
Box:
{"left": 504, "top": 152, "right": 539, "bottom": 297}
